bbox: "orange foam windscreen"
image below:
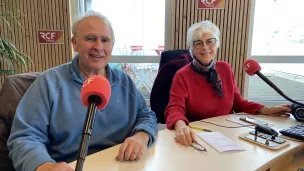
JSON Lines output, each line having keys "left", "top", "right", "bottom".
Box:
{"left": 81, "top": 75, "right": 111, "bottom": 110}
{"left": 243, "top": 59, "right": 261, "bottom": 76}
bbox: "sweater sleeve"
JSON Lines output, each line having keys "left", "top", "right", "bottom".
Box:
{"left": 164, "top": 72, "right": 190, "bottom": 129}
{"left": 130, "top": 82, "right": 158, "bottom": 147}
{"left": 231, "top": 71, "right": 264, "bottom": 114}
{"left": 7, "top": 74, "right": 55, "bottom": 171}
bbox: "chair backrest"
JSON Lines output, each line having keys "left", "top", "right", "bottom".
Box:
{"left": 159, "top": 50, "right": 190, "bottom": 70}
{"left": 150, "top": 50, "right": 191, "bottom": 124}
{"left": 0, "top": 72, "right": 41, "bottom": 171}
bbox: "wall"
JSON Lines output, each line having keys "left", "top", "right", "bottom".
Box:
{"left": 171, "top": 0, "right": 253, "bottom": 95}
{"left": 0, "top": 0, "right": 72, "bottom": 87}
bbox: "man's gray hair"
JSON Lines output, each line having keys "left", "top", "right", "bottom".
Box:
{"left": 72, "top": 10, "right": 115, "bottom": 42}
{"left": 187, "top": 20, "right": 220, "bottom": 57}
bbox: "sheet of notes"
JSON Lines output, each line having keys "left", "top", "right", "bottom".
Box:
{"left": 197, "top": 132, "right": 246, "bottom": 152}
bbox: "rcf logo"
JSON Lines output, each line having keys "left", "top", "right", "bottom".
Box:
{"left": 40, "top": 32, "right": 56, "bottom": 40}
{"left": 201, "top": 0, "right": 216, "bottom": 5}
{"left": 244, "top": 63, "right": 250, "bottom": 71}
{"left": 38, "top": 30, "right": 64, "bottom": 44}
{"left": 83, "top": 77, "right": 94, "bottom": 88}
{"left": 198, "top": 0, "right": 224, "bottom": 9}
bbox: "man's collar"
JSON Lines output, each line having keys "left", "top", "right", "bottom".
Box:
{"left": 70, "top": 54, "right": 120, "bottom": 87}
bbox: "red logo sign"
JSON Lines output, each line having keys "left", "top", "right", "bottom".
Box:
{"left": 38, "top": 30, "right": 64, "bottom": 44}
{"left": 197, "top": 0, "right": 225, "bottom": 9}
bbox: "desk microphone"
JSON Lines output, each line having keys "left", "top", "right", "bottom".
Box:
{"left": 243, "top": 59, "right": 304, "bottom": 122}
{"left": 75, "top": 76, "right": 111, "bottom": 171}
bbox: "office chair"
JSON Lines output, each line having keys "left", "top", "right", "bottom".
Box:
{"left": 150, "top": 49, "right": 192, "bottom": 124}
{"left": 0, "top": 72, "right": 41, "bottom": 171}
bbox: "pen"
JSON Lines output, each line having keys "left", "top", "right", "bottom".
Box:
{"left": 189, "top": 125, "right": 212, "bottom": 132}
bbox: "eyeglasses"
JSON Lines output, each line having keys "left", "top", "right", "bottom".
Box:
{"left": 193, "top": 38, "right": 217, "bottom": 49}
{"left": 190, "top": 142, "right": 207, "bottom": 152}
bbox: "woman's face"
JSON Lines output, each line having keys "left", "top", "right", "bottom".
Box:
{"left": 192, "top": 32, "right": 218, "bottom": 65}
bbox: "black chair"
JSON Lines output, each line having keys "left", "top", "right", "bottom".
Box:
{"left": 0, "top": 72, "right": 41, "bottom": 171}
{"left": 159, "top": 49, "right": 190, "bottom": 70}
{"left": 150, "top": 50, "right": 191, "bottom": 124}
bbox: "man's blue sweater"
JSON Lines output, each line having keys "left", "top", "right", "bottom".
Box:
{"left": 8, "top": 56, "right": 158, "bottom": 171}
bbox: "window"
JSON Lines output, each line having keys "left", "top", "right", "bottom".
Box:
{"left": 109, "top": 63, "right": 158, "bottom": 99}
{"left": 79, "top": 0, "right": 169, "bottom": 100}
{"left": 248, "top": 0, "right": 304, "bottom": 105}
{"left": 251, "top": 0, "right": 304, "bottom": 56}
{"left": 85, "top": 0, "right": 165, "bottom": 56}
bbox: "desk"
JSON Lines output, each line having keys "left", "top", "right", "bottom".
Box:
{"left": 69, "top": 114, "right": 304, "bottom": 171}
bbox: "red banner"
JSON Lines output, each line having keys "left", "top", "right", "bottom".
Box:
{"left": 197, "top": 0, "right": 225, "bottom": 9}
{"left": 38, "top": 30, "right": 64, "bottom": 44}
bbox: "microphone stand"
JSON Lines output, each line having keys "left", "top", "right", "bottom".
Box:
{"left": 256, "top": 71, "right": 304, "bottom": 106}
{"left": 75, "top": 95, "right": 102, "bottom": 171}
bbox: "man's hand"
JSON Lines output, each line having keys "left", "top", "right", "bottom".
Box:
{"left": 115, "top": 131, "right": 149, "bottom": 161}
{"left": 36, "top": 162, "right": 74, "bottom": 171}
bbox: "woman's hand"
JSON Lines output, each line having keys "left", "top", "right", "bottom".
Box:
{"left": 174, "top": 120, "right": 197, "bottom": 146}
{"left": 259, "top": 104, "right": 291, "bottom": 116}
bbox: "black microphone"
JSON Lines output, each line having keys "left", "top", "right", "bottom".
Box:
{"left": 75, "top": 76, "right": 111, "bottom": 171}
{"left": 243, "top": 59, "right": 304, "bottom": 122}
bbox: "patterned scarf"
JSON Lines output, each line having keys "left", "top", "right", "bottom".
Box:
{"left": 191, "top": 58, "right": 223, "bottom": 97}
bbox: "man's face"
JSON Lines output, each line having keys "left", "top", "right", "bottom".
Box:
{"left": 72, "top": 16, "right": 114, "bottom": 72}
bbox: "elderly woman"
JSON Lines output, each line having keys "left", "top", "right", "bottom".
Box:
{"left": 164, "top": 20, "right": 290, "bottom": 147}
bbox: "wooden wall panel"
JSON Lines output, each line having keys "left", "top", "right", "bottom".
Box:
{"left": 171, "top": 0, "right": 253, "bottom": 95}
{"left": 0, "top": 0, "right": 72, "bottom": 88}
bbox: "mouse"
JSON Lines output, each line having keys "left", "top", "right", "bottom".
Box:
{"left": 255, "top": 124, "right": 279, "bottom": 136}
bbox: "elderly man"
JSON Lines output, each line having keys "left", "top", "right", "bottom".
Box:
{"left": 8, "top": 11, "right": 157, "bottom": 171}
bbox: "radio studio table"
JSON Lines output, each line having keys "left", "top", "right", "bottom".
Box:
{"left": 69, "top": 114, "right": 304, "bottom": 171}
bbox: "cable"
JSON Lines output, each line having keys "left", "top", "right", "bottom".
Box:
{"left": 199, "top": 120, "right": 255, "bottom": 128}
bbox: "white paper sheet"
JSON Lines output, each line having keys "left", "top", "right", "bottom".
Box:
{"left": 226, "top": 116, "right": 274, "bottom": 127}
{"left": 197, "top": 132, "right": 246, "bottom": 152}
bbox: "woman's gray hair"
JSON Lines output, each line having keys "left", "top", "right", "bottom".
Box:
{"left": 72, "top": 10, "right": 115, "bottom": 42}
{"left": 187, "top": 20, "right": 220, "bottom": 56}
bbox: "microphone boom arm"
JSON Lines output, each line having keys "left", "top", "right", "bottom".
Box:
{"left": 256, "top": 71, "right": 304, "bottom": 106}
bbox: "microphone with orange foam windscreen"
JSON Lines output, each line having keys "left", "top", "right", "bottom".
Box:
{"left": 81, "top": 76, "right": 111, "bottom": 110}
{"left": 243, "top": 59, "right": 304, "bottom": 122}
{"left": 76, "top": 76, "right": 111, "bottom": 171}
{"left": 243, "top": 59, "right": 261, "bottom": 76}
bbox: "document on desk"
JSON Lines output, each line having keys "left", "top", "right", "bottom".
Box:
{"left": 226, "top": 116, "right": 274, "bottom": 127}
{"left": 197, "top": 132, "right": 246, "bottom": 153}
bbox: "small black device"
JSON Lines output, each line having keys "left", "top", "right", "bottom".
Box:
{"left": 279, "top": 124, "right": 304, "bottom": 141}
{"left": 291, "top": 104, "right": 304, "bottom": 122}
{"left": 249, "top": 131, "right": 286, "bottom": 144}
{"left": 240, "top": 123, "right": 289, "bottom": 149}
{"left": 255, "top": 124, "right": 279, "bottom": 136}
